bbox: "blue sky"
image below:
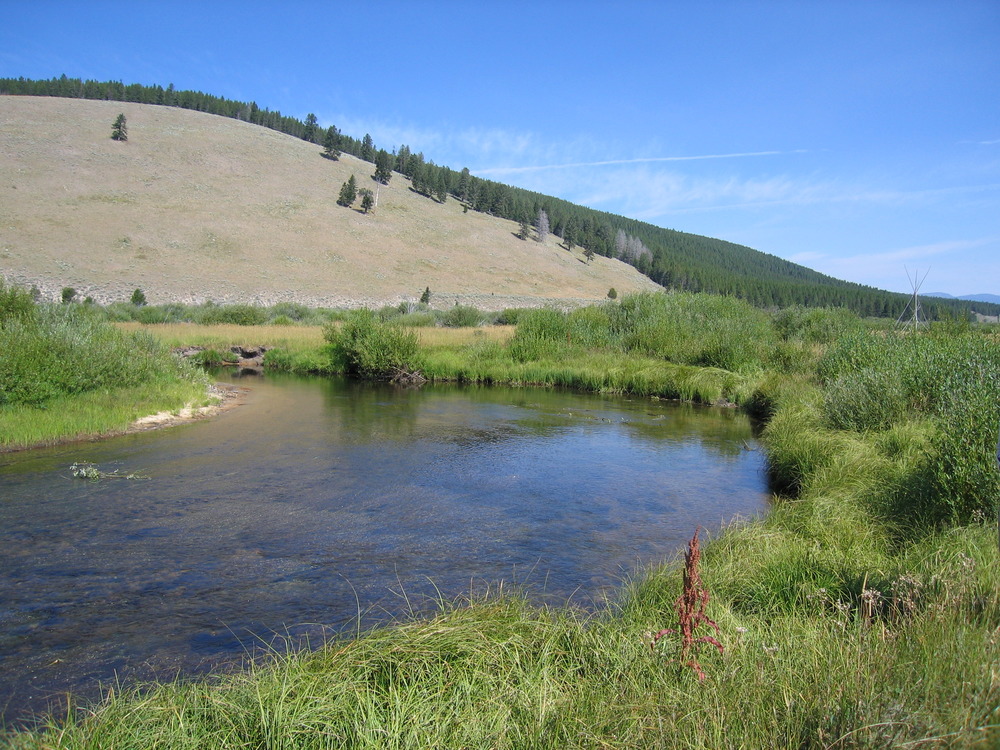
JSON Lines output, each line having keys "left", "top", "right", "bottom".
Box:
{"left": 3, "top": 1, "right": 999, "bottom": 296}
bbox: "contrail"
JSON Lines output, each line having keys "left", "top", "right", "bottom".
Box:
{"left": 474, "top": 149, "right": 808, "bottom": 176}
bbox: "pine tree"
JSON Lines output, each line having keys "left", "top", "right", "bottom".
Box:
{"left": 337, "top": 175, "right": 357, "bottom": 207}
{"left": 420, "top": 286, "right": 431, "bottom": 304}
{"left": 360, "top": 133, "right": 375, "bottom": 162}
{"left": 111, "top": 113, "right": 127, "bottom": 141}
{"left": 614, "top": 229, "right": 627, "bottom": 259}
{"left": 359, "top": 188, "right": 374, "bottom": 213}
{"left": 303, "top": 113, "right": 319, "bottom": 143}
{"left": 457, "top": 167, "right": 471, "bottom": 203}
{"left": 322, "top": 126, "right": 341, "bottom": 159}
{"left": 373, "top": 149, "right": 393, "bottom": 184}
{"left": 563, "top": 221, "right": 576, "bottom": 250}
{"left": 434, "top": 171, "right": 449, "bottom": 203}
{"left": 518, "top": 220, "right": 530, "bottom": 240}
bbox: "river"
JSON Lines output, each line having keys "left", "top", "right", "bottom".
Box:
{"left": 0, "top": 373, "right": 769, "bottom": 725}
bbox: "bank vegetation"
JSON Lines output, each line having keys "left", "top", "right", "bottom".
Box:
{"left": 3, "top": 290, "right": 999, "bottom": 748}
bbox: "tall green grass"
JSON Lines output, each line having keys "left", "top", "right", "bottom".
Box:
{"left": 0, "top": 281, "right": 211, "bottom": 449}
{"left": 5, "top": 291, "right": 1000, "bottom": 747}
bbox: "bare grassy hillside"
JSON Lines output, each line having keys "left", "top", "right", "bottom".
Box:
{"left": 0, "top": 96, "right": 661, "bottom": 309}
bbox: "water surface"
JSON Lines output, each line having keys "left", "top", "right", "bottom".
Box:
{"left": 0, "top": 374, "right": 768, "bottom": 724}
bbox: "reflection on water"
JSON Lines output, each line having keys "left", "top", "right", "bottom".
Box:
{"left": 0, "top": 374, "right": 769, "bottom": 724}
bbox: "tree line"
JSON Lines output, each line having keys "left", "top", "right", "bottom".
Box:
{"left": 4, "top": 75, "right": 998, "bottom": 320}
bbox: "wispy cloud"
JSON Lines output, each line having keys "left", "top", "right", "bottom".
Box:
{"left": 474, "top": 150, "right": 808, "bottom": 176}
{"left": 789, "top": 236, "right": 1000, "bottom": 294}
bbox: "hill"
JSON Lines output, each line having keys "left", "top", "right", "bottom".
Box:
{"left": 0, "top": 96, "right": 661, "bottom": 310}
{"left": 926, "top": 292, "right": 1000, "bottom": 305}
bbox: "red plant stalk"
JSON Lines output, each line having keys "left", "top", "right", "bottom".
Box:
{"left": 651, "top": 526, "right": 723, "bottom": 680}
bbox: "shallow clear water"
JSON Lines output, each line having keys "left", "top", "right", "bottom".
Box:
{"left": 0, "top": 373, "right": 769, "bottom": 725}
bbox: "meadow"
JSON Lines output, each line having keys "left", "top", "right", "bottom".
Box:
{"left": 2, "top": 290, "right": 999, "bottom": 748}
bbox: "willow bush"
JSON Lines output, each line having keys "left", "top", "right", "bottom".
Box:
{"left": 324, "top": 309, "right": 420, "bottom": 379}
{"left": 0, "top": 301, "right": 185, "bottom": 406}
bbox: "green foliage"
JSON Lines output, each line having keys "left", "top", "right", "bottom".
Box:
{"left": 772, "top": 305, "right": 861, "bottom": 343}
{"left": 373, "top": 149, "right": 393, "bottom": 184}
{"left": 195, "top": 303, "right": 268, "bottom": 326}
{"left": 420, "top": 286, "right": 431, "bottom": 305}
{"left": 508, "top": 308, "right": 571, "bottom": 362}
{"left": 0, "top": 279, "right": 36, "bottom": 327}
{"left": 607, "top": 287, "right": 617, "bottom": 300}
{"left": 322, "top": 125, "right": 341, "bottom": 159}
{"left": 268, "top": 301, "right": 310, "bottom": 322}
{"left": 359, "top": 188, "right": 374, "bottom": 213}
{"left": 494, "top": 308, "right": 528, "bottom": 326}
{"left": 302, "top": 112, "right": 318, "bottom": 143}
{"left": 337, "top": 174, "right": 357, "bottom": 207}
{"left": 606, "top": 293, "right": 776, "bottom": 372}
{"left": 110, "top": 112, "right": 127, "bottom": 141}
{"left": 61, "top": 287, "right": 77, "bottom": 304}
{"left": 0, "top": 303, "right": 186, "bottom": 406}
{"left": 440, "top": 305, "right": 483, "bottom": 328}
{"left": 922, "top": 343, "right": 1000, "bottom": 523}
{"left": 324, "top": 309, "right": 420, "bottom": 379}
{"left": 130, "top": 288, "right": 147, "bottom": 306}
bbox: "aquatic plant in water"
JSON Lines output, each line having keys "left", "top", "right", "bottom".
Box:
{"left": 70, "top": 462, "right": 149, "bottom": 481}
{"left": 651, "top": 526, "right": 723, "bottom": 680}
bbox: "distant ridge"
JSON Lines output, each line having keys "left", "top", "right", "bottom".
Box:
{"left": 925, "top": 292, "right": 1000, "bottom": 305}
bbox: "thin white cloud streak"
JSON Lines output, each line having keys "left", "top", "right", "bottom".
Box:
{"left": 790, "top": 237, "right": 996, "bottom": 268}
{"left": 474, "top": 150, "right": 809, "bottom": 176}
{"left": 523, "top": 161, "right": 1000, "bottom": 221}
{"left": 788, "top": 236, "right": 1000, "bottom": 294}
{"left": 319, "top": 116, "right": 549, "bottom": 164}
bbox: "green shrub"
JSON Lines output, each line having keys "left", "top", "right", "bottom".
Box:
{"left": 0, "top": 279, "right": 36, "bottom": 327}
{"left": 0, "top": 304, "right": 184, "bottom": 405}
{"left": 607, "top": 292, "right": 775, "bottom": 372}
{"left": 324, "top": 309, "right": 419, "bottom": 379}
{"left": 268, "top": 301, "right": 310, "bottom": 321}
{"left": 508, "top": 308, "right": 570, "bottom": 362}
{"left": 441, "top": 305, "right": 484, "bottom": 328}
{"left": 495, "top": 308, "right": 528, "bottom": 326}
{"left": 195, "top": 303, "right": 268, "bottom": 326}
{"left": 923, "top": 346, "right": 1000, "bottom": 523}
{"left": 773, "top": 306, "right": 861, "bottom": 344}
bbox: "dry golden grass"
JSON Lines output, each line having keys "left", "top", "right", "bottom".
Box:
{"left": 120, "top": 322, "right": 327, "bottom": 350}
{"left": 1, "top": 96, "right": 661, "bottom": 310}
{"left": 123, "top": 322, "right": 515, "bottom": 351}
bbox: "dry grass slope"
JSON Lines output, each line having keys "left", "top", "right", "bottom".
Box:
{"left": 0, "top": 96, "right": 662, "bottom": 310}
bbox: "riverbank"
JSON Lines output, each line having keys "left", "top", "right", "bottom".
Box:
{"left": 0, "top": 380, "right": 232, "bottom": 454}
{"left": 3, "top": 297, "right": 999, "bottom": 748}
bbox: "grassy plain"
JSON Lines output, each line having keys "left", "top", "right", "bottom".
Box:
{"left": 4, "top": 293, "right": 1000, "bottom": 748}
